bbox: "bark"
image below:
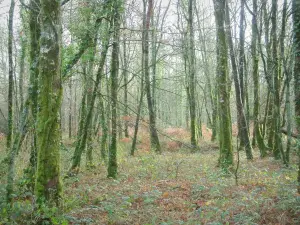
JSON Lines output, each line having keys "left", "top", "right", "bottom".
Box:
{"left": 292, "top": 0, "right": 300, "bottom": 194}
{"left": 271, "top": 0, "right": 285, "bottom": 162}
{"left": 144, "top": 0, "right": 161, "bottom": 153}
{"left": 19, "top": 19, "right": 26, "bottom": 114}
{"left": 28, "top": 0, "right": 41, "bottom": 176}
{"left": 6, "top": 0, "right": 16, "bottom": 202}
{"left": 187, "top": 0, "right": 197, "bottom": 149}
{"left": 213, "top": 0, "right": 233, "bottom": 169}
{"left": 86, "top": 36, "right": 98, "bottom": 168}
{"left": 35, "top": 0, "right": 62, "bottom": 204}
{"left": 100, "top": 95, "right": 108, "bottom": 162}
{"left": 251, "top": 0, "right": 268, "bottom": 157}
{"left": 108, "top": 0, "right": 121, "bottom": 178}
{"left": 280, "top": 0, "right": 289, "bottom": 164}
{"left": 123, "top": 39, "right": 129, "bottom": 138}
{"left": 130, "top": 78, "right": 144, "bottom": 156}
{"left": 7, "top": 0, "right": 15, "bottom": 151}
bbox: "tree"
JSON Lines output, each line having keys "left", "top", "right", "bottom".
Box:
{"left": 34, "top": 0, "right": 63, "bottom": 204}
{"left": 225, "top": 0, "right": 252, "bottom": 160}
{"left": 213, "top": 0, "right": 233, "bottom": 169}
{"left": 271, "top": 0, "right": 285, "bottom": 162}
{"left": 292, "top": 0, "right": 300, "bottom": 194}
{"left": 6, "top": 0, "right": 15, "bottom": 203}
{"left": 108, "top": 0, "right": 122, "bottom": 178}
{"left": 27, "top": 0, "right": 41, "bottom": 182}
{"left": 250, "top": 0, "right": 268, "bottom": 157}
{"left": 187, "top": 0, "right": 197, "bottom": 149}
{"left": 143, "top": 0, "right": 161, "bottom": 153}
{"left": 7, "top": 0, "right": 15, "bottom": 152}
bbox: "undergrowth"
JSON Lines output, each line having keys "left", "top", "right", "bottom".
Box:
{"left": 0, "top": 129, "right": 299, "bottom": 224}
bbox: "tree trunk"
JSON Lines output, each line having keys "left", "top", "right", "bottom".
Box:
{"left": 99, "top": 94, "right": 108, "bottom": 163}
{"left": 19, "top": 14, "right": 26, "bottom": 114}
{"left": 280, "top": 0, "right": 289, "bottom": 165}
{"left": 292, "top": 0, "right": 300, "bottom": 194}
{"left": 68, "top": 78, "right": 72, "bottom": 139}
{"left": 225, "top": 0, "right": 253, "bottom": 159}
{"left": 144, "top": 0, "right": 161, "bottom": 153}
{"left": 251, "top": 0, "right": 268, "bottom": 157}
{"left": 6, "top": 0, "right": 16, "bottom": 202}
{"left": 187, "top": 0, "right": 197, "bottom": 149}
{"left": 108, "top": 0, "right": 121, "bottom": 178}
{"left": 271, "top": 0, "right": 285, "bottom": 162}
{"left": 35, "top": 0, "right": 62, "bottom": 204}
{"left": 7, "top": 0, "right": 15, "bottom": 152}
{"left": 213, "top": 0, "right": 233, "bottom": 170}
{"left": 28, "top": 0, "right": 41, "bottom": 177}
{"left": 123, "top": 39, "right": 129, "bottom": 138}
{"left": 130, "top": 76, "right": 144, "bottom": 156}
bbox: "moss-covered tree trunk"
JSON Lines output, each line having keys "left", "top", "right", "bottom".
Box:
{"left": 27, "top": 0, "right": 41, "bottom": 183}
{"left": 123, "top": 38, "right": 129, "bottom": 138}
{"left": 19, "top": 12, "right": 26, "bottom": 114}
{"left": 7, "top": 0, "right": 15, "bottom": 152}
{"left": 143, "top": 0, "right": 161, "bottom": 153}
{"left": 238, "top": 0, "right": 253, "bottom": 159}
{"left": 107, "top": 0, "right": 121, "bottom": 178}
{"left": 35, "top": 0, "right": 62, "bottom": 204}
{"left": 292, "top": 0, "right": 300, "bottom": 194}
{"left": 187, "top": 0, "right": 197, "bottom": 149}
{"left": 280, "top": 0, "right": 290, "bottom": 164}
{"left": 130, "top": 74, "right": 144, "bottom": 156}
{"left": 86, "top": 43, "right": 98, "bottom": 168}
{"left": 213, "top": 0, "right": 233, "bottom": 170}
{"left": 99, "top": 94, "right": 108, "bottom": 162}
{"left": 271, "top": 0, "right": 285, "bottom": 162}
{"left": 251, "top": 0, "right": 267, "bottom": 157}
{"left": 6, "top": 0, "right": 15, "bottom": 204}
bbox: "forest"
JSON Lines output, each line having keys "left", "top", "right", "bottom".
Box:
{"left": 0, "top": 0, "right": 299, "bottom": 224}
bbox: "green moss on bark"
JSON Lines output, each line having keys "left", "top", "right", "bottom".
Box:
{"left": 35, "top": 0, "right": 62, "bottom": 204}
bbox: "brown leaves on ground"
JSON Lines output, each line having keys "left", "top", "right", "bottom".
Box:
{"left": 64, "top": 141, "right": 299, "bottom": 225}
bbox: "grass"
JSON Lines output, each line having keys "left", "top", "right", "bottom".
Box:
{"left": 0, "top": 129, "right": 299, "bottom": 224}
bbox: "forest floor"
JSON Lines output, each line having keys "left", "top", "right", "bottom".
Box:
{"left": 0, "top": 127, "right": 299, "bottom": 225}
{"left": 61, "top": 127, "right": 300, "bottom": 225}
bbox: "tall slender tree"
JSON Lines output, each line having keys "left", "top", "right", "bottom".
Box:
{"left": 6, "top": 0, "right": 15, "bottom": 203}
{"left": 292, "top": 0, "right": 300, "bottom": 194}
{"left": 251, "top": 0, "right": 268, "bottom": 157}
{"left": 7, "top": 0, "right": 15, "bottom": 152}
{"left": 271, "top": 0, "right": 285, "bottom": 162}
{"left": 108, "top": 0, "right": 122, "bottom": 178}
{"left": 143, "top": 0, "right": 161, "bottom": 153}
{"left": 187, "top": 0, "right": 197, "bottom": 149}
